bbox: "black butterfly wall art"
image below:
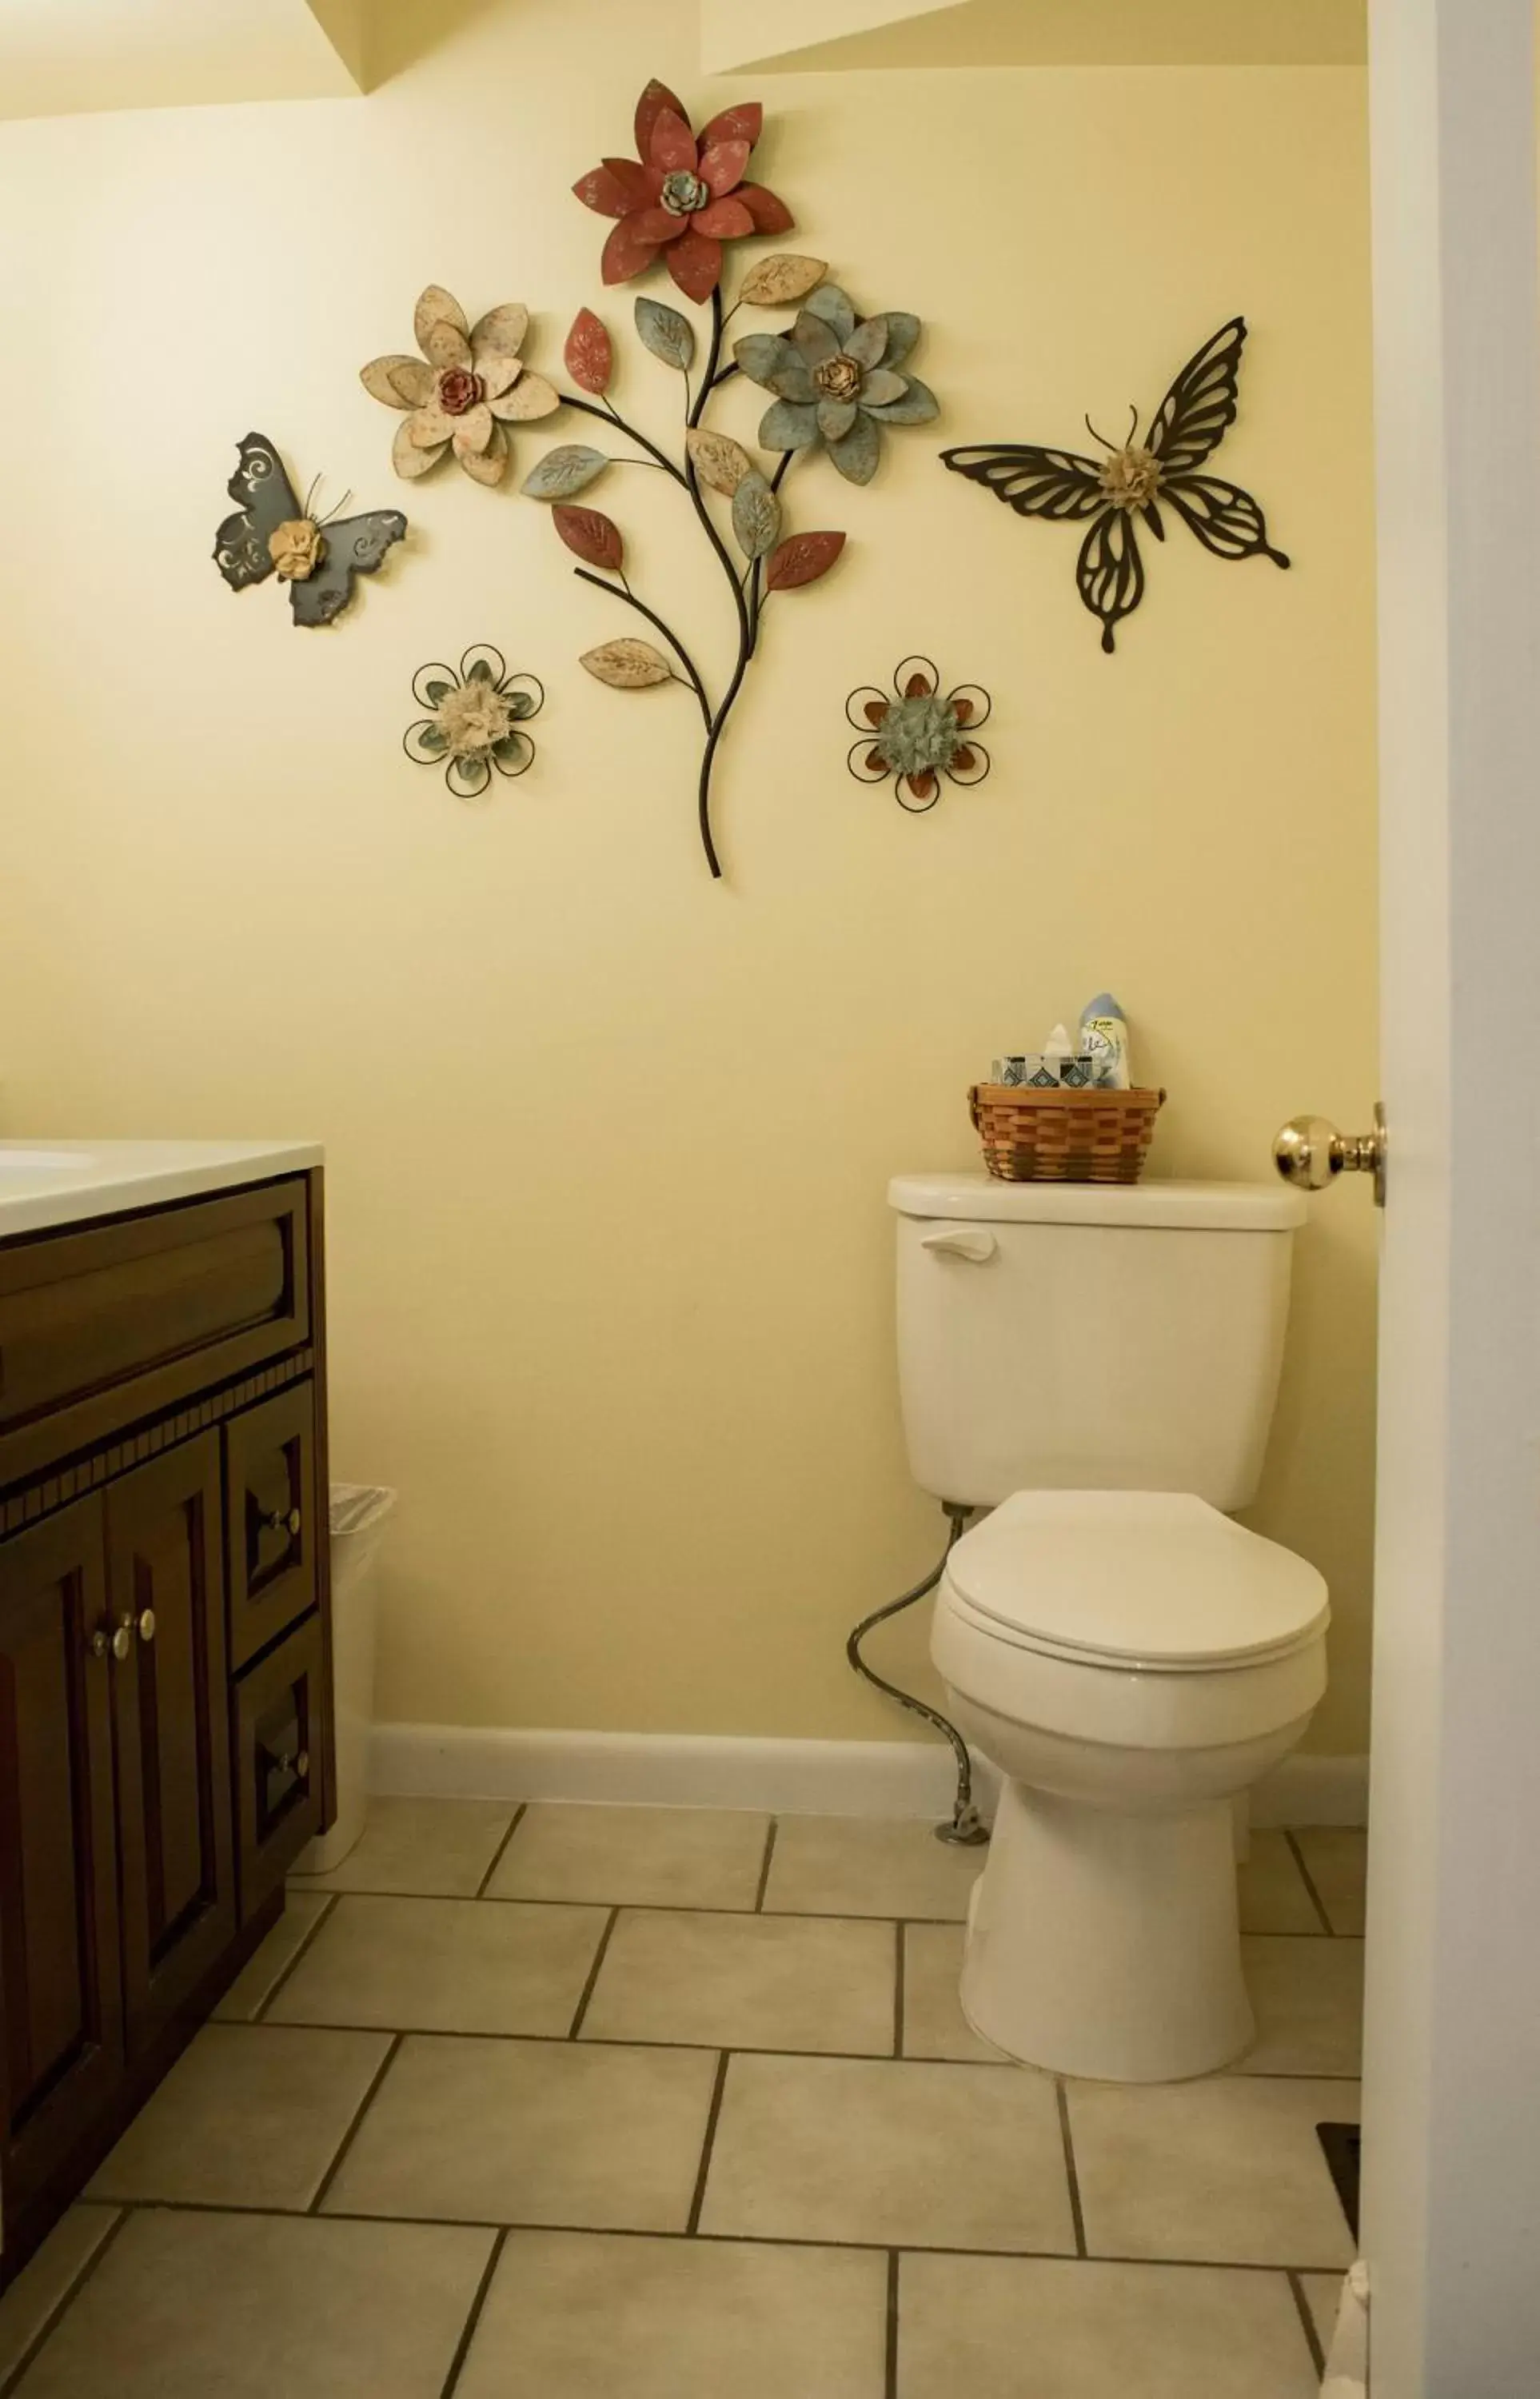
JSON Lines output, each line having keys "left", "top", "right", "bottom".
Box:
{"left": 940, "top": 319, "right": 1288, "bottom": 653}
{"left": 213, "top": 432, "right": 407, "bottom": 628}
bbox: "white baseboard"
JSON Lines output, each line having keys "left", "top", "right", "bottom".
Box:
{"left": 371, "top": 1722, "right": 1368, "bottom": 1827}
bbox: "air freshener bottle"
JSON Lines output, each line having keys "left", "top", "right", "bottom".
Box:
{"left": 1079, "top": 994, "right": 1131, "bottom": 1088}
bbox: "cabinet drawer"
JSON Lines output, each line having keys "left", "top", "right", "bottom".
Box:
{"left": 233, "top": 1614, "right": 324, "bottom": 1922}
{"left": 0, "top": 1181, "right": 309, "bottom": 1491}
{"left": 223, "top": 1383, "right": 317, "bottom": 1671}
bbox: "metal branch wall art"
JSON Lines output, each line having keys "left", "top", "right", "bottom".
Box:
{"left": 522, "top": 76, "right": 940, "bottom": 878}
{"left": 940, "top": 318, "right": 1287, "bottom": 653}
{"left": 403, "top": 648, "right": 544, "bottom": 801}
{"left": 846, "top": 660, "right": 991, "bottom": 811}
{"left": 213, "top": 434, "right": 406, "bottom": 628}
{"left": 352, "top": 78, "right": 937, "bottom": 877}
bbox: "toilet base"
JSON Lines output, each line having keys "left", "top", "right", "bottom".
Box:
{"left": 960, "top": 1777, "right": 1255, "bottom": 2082}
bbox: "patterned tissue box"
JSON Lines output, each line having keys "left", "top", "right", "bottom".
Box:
{"left": 991, "top": 1055, "right": 1097, "bottom": 1089}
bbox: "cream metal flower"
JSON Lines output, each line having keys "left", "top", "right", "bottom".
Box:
{"left": 361, "top": 286, "right": 561, "bottom": 488}
{"left": 403, "top": 646, "right": 544, "bottom": 801}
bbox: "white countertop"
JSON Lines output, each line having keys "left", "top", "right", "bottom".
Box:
{"left": 0, "top": 1141, "right": 323, "bottom": 1238}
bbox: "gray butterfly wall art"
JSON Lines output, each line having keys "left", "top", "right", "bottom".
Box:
{"left": 940, "top": 318, "right": 1288, "bottom": 653}
{"left": 213, "top": 432, "right": 407, "bottom": 627}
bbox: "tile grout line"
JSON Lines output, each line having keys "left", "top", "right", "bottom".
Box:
{"left": 254, "top": 1892, "right": 340, "bottom": 2022}
{"left": 437, "top": 2225, "right": 509, "bottom": 2399}
{"left": 753, "top": 1818, "right": 780, "bottom": 1913}
{"left": 48, "top": 2191, "right": 1359, "bottom": 2277}
{"left": 0, "top": 2203, "right": 137, "bottom": 2399}
{"left": 567, "top": 1907, "right": 620, "bottom": 2039}
{"left": 1287, "top": 2266, "right": 1327, "bottom": 2377}
{"left": 892, "top": 1923, "right": 905, "bottom": 2059}
{"left": 473, "top": 1804, "right": 528, "bottom": 1899}
{"left": 685, "top": 2051, "right": 732, "bottom": 2237}
{"left": 307, "top": 2031, "right": 404, "bottom": 2215}
{"left": 1284, "top": 1832, "right": 1338, "bottom": 1936}
{"left": 225, "top": 2010, "right": 1366, "bottom": 2082}
{"left": 1055, "top": 2078, "right": 1088, "bottom": 2257}
{"left": 293, "top": 1882, "right": 974, "bottom": 1926}
{"left": 884, "top": 2250, "right": 900, "bottom": 2399}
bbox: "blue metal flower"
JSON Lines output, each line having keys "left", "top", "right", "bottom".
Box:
{"left": 733, "top": 285, "right": 937, "bottom": 485}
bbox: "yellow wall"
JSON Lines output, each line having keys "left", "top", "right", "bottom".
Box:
{"left": 0, "top": 1, "right": 1378, "bottom": 1754}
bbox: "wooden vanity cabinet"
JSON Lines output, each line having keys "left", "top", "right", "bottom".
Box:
{"left": 0, "top": 1172, "right": 333, "bottom": 2284}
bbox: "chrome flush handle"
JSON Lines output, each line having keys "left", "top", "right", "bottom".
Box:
{"left": 919, "top": 1228, "right": 999, "bottom": 1263}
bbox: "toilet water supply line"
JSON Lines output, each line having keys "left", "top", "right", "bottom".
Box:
{"left": 845, "top": 1501, "right": 990, "bottom": 1846}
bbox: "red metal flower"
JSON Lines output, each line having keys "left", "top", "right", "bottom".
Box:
{"left": 572, "top": 78, "right": 793, "bottom": 304}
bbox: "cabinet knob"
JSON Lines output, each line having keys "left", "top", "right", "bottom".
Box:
{"left": 89, "top": 1627, "right": 110, "bottom": 1663}
{"left": 138, "top": 1609, "right": 156, "bottom": 1645}
{"left": 276, "top": 1749, "right": 311, "bottom": 1781}
{"left": 111, "top": 1622, "right": 132, "bottom": 1663}
{"left": 265, "top": 1506, "right": 302, "bottom": 1538}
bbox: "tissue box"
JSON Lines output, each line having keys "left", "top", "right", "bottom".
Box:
{"left": 991, "top": 1055, "right": 1097, "bottom": 1089}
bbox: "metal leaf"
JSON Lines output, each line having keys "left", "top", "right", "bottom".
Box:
{"left": 580, "top": 638, "right": 673, "bottom": 689}
{"left": 635, "top": 296, "right": 696, "bottom": 373}
{"left": 565, "top": 308, "right": 613, "bottom": 395}
{"left": 737, "top": 253, "right": 829, "bottom": 307}
{"left": 764, "top": 529, "right": 846, "bottom": 592}
{"left": 521, "top": 445, "right": 612, "bottom": 500}
{"left": 686, "top": 428, "right": 754, "bottom": 496}
{"left": 553, "top": 505, "right": 624, "bottom": 571}
{"left": 731, "top": 470, "right": 782, "bottom": 561}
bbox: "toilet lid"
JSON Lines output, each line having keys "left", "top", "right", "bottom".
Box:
{"left": 944, "top": 1491, "right": 1329, "bottom": 1670}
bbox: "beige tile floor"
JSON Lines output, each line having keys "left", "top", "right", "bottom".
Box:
{"left": 0, "top": 1802, "right": 1364, "bottom": 2397}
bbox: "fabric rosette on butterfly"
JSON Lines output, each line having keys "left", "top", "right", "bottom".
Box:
{"left": 732, "top": 285, "right": 937, "bottom": 485}
{"left": 361, "top": 289, "right": 561, "bottom": 487}
{"left": 403, "top": 647, "right": 544, "bottom": 802}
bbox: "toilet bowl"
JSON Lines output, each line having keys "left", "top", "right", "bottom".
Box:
{"left": 932, "top": 1488, "right": 1328, "bottom": 2081}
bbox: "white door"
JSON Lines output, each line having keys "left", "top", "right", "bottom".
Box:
{"left": 1358, "top": 2, "right": 1540, "bottom": 2389}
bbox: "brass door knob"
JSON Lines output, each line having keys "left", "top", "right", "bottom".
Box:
{"left": 138, "top": 1609, "right": 156, "bottom": 1645}
{"left": 265, "top": 1506, "right": 301, "bottom": 1538}
{"left": 1274, "top": 1104, "right": 1386, "bottom": 1207}
{"left": 111, "top": 1621, "right": 132, "bottom": 1663}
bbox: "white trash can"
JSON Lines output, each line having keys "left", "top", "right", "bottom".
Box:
{"left": 297, "top": 1483, "right": 397, "bottom": 1875}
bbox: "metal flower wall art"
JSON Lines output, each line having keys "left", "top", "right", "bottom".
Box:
{"left": 213, "top": 433, "right": 406, "bottom": 628}
{"left": 403, "top": 647, "right": 544, "bottom": 801}
{"left": 361, "top": 289, "right": 561, "bottom": 487}
{"left": 940, "top": 318, "right": 1288, "bottom": 653}
{"left": 513, "top": 76, "right": 940, "bottom": 876}
{"left": 845, "top": 659, "right": 991, "bottom": 811}
{"left": 573, "top": 81, "right": 792, "bottom": 302}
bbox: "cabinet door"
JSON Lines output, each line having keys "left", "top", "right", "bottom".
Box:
{"left": 106, "top": 1435, "right": 236, "bottom": 2054}
{"left": 0, "top": 1498, "right": 124, "bottom": 2232}
{"left": 224, "top": 1383, "right": 318, "bottom": 1671}
{"left": 233, "top": 1613, "right": 325, "bottom": 1922}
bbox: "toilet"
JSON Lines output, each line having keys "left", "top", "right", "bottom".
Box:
{"left": 888, "top": 1171, "right": 1327, "bottom": 2082}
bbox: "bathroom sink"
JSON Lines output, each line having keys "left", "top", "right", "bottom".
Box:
{"left": 0, "top": 1149, "right": 97, "bottom": 1174}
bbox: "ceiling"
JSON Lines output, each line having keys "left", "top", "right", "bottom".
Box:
{"left": 0, "top": 0, "right": 365, "bottom": 119}
{"left": 0, "top": 0, "right": 1369, "bottom": 124}
{"left": 703, "top": 0, "right": 1367, "bottom": 73}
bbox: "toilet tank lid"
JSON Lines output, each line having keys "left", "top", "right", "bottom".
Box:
{"left": 888, "top": 1173, "right": 1306, "bottom": 1231}
{"left": 945, "top": 1491, "right": 1330, "bottom": 1668}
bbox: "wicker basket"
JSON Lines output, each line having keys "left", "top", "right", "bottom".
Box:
{"left": 969, "top": 1084, "right": 1165, "bottom": 1184}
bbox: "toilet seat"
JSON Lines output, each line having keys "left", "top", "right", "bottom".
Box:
{"left": 945, "top": 1489, "right": 1329, "bottom": 1675}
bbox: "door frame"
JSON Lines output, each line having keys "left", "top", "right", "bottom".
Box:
{"left": 1362, "top": 1, "right": 1540, "bottom": 2388}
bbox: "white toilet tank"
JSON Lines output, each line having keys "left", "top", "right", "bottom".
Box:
{"left": 889, "top": 1174, "right": 1307, "bottom": 1510}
